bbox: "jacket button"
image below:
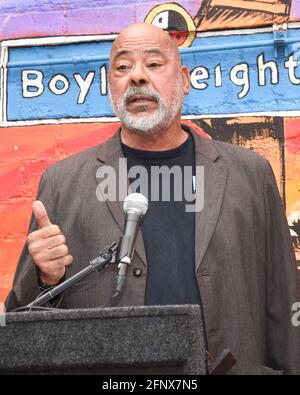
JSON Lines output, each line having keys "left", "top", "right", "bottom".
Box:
{"left": 133, "top": 268, "right": 142, "bottom": 277}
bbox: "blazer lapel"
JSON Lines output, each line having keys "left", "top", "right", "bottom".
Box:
{"left": 189, "top": 128, "right": 228, "bottom": 271}
{"left": 94, "top": 129, "right": 147, "bottom": 267}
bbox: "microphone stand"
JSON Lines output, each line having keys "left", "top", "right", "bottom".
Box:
{"left": 26, "top": 242, "right": 118, "bottom": 308}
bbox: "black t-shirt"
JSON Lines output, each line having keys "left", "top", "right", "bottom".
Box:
{"left": 122, "top": 133, "right": 201, "bottom": 306}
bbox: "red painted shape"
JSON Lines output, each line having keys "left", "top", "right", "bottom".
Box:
{"left": 169, "top": 31, "right": 188, "bottom": 47}
{"left": 284, "top": 118, "right": 300, "bottom": 154}
{"left": 181, "top": 120, "right": 211, "bottom": 139}
{"left": 0, "top": 122, "right": 119, "bottom": 302}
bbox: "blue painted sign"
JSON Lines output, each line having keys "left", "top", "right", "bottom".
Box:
{"left": 2, "top": 25, "right": 300, "bottom": 125}
{"left": 5, "top": 40, "right": 112, "bottom": 122}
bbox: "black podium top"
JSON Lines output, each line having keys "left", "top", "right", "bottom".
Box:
{"left": 0, "top": 305, "right": 206, "bottom": 375}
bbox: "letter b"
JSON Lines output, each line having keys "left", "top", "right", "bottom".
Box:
{"left": 22, "top": 70, "right": 44, "bottom": 98}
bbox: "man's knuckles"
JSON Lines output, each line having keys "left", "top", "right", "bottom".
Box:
{"left": 45, "top": 234, "right": 66, "bottom": 249}
{"left": 60, "top": 254, "right": 73, "bottom": 266}
{"left": 49, "top": 244, "right": 69, "bottom": 259}
{"left": 27, "top": 224, "right": 62, "bottom": 243}
{"left": 37, "top": 244, "right": 69, "bottom": 261}
{"left": 46, "top": 255, "right": 73, "bottom": 267}
{"left": 28, "top": 235, "right": 65, "bottom": 254}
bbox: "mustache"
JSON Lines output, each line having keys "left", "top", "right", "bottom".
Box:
{"left": 122, "top": 87, "right": 160, "bottom": 105}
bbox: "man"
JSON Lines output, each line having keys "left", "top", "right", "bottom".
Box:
{"left": 5, "top": 23, "right": 299, "bottom": 374}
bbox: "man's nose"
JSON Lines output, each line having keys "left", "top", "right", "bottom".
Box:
{"left": 129, "top": 64, "right": 148, "bottom": 86}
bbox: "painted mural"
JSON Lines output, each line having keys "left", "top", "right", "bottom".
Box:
{"left": 0, "top": 0, "right": 300, "bottom": 303}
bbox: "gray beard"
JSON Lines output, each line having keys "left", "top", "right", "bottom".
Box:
{"left": 109, "top": 80, "right": 184, "bottom": 136}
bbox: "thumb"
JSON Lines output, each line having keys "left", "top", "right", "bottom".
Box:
{"left": 32, "top": 200, "right": 52, "bottom": 228}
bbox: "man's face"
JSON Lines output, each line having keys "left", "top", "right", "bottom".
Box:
{"left": 108, "top": 26, "right": 189, "bottom": 135}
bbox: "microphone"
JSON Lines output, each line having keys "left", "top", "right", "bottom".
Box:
{"left": 116, "top": 193, "right": 148, "bottom": 293}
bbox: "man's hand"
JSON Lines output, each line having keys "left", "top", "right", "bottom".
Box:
{"left": 27, "top": 200, "right": 73, "bottom": 285}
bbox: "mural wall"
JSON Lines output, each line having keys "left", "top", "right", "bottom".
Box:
{"left": 1, "top": 0, "right": 300, "bottom": 303}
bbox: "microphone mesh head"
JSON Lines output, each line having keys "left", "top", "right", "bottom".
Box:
{"left": 123, "top": 193, "right": 148, "bottom": 215}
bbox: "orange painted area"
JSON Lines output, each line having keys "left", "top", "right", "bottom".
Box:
{"left": 284, "top": 119, "right": 300, "bottom": 216}
{"left": 284, "top": 118, "right": 300, "bottom": 155}
{"left": 284, "top": 118, "right": 300, "bottom": 261}
{"left": 0, "top": 122, "right": 119, "bottom": 303}
{"left": 195, "top": 0, "right": 298, "bottom": 32}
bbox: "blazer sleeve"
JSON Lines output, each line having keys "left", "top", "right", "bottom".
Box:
{"left": 5, "top": 170, "right": 61, "bottom": 312}
{"left": 263, "top": 160, "right": 300, "bottom": 374}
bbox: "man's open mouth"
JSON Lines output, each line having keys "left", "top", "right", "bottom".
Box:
{"left": 127, "top": 95, "right": 157, "bottom": 104}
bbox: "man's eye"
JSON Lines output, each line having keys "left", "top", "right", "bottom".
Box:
{"left": 148, "top": 62, "right": 161, "bottom": 68}
{"left": 117, "top": 65, "right": 129, "bottom": 71}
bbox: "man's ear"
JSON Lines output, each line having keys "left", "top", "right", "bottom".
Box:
{"left": 181, "top": 65, "right": 190, "bottom": 95}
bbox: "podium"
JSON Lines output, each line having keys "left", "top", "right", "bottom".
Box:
{"left": 0, "top": 305, "right": 206, "bottom": 375}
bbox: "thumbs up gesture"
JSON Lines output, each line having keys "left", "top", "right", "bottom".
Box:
{"left": 27, "top": 201, "right": 73, "bottom": 286}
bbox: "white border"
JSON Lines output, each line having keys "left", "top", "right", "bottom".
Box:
{"left": 0, "top": 44, "right": 4, "bottom": 123}
{"left": 0, "top": 44, "right": 8, "bottom": 124}
{"left": 197, "top": 21, "right": 300, "bottom": 38}
{"left": 183, "top": 111, "right": 300, "bottom": 119}
{"left": 2, "top": 34, "right": 118, "bottom": 47}
{"left": 3, "top": 111, "right": 300, "bottom": 127}
{"left": 1, "top": 116, "right": 119, "bottom": 127}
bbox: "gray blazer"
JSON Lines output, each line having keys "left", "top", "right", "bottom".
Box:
{"left": 6, "top": 125, "right": 300, "bottom": 374}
